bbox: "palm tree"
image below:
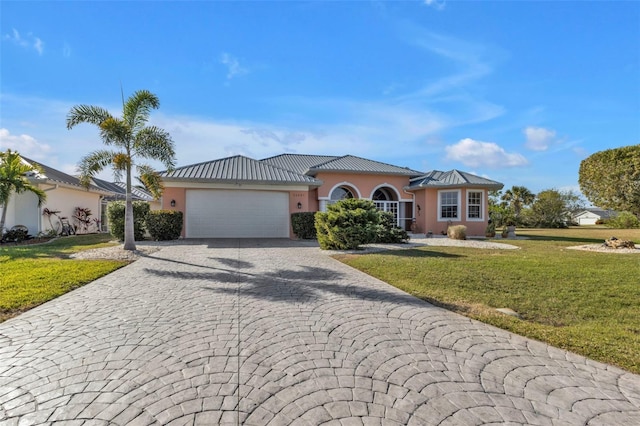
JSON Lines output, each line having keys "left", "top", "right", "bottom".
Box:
{"left": 501, "top": 185, "right": 535, "bottom": 223}
{"left": 67, "top": 89, "right": 175, "bottom": 250}
{"left": 0, "top": 150, "right": 47, "bottom": 234}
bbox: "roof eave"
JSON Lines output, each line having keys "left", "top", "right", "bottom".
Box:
{"left": 309, "top": 168, "right": 422, "bottom": 177}
{"left": 405, "top": 182, "right": 504, "bottom": 191}
{"left": 162, "top": 177, "right": 322, "bottom": 187}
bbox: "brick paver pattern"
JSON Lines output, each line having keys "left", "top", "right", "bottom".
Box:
{"left": 1, "top": 239, "right": 639, "bottom": 425}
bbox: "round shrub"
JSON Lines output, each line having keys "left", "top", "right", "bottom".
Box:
{"left": 145, "top": 210, "right": 184, "bottom": 240}
{"left": 315, "top": 199, "right": 379, "bottom": 250}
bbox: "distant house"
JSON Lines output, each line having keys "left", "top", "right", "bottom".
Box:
{"left": 159, "top": 153, "right": 504, "bottom": 239}
{"left": 1, "top": 157, "right": 112, "bottom": 236}
{"left": 573, "top": 208, "right": 618, "bottom": 225}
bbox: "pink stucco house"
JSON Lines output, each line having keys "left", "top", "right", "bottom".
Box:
{"left": 160, "top": 154, "right": 503, "bottom": 239}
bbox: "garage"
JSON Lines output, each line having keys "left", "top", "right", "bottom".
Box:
{"left": 185, "top": 190, "right": 290, "bottom": 238}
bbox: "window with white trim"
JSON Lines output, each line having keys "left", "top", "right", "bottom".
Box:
{"left": 438, "top": 190, "right": 460, "bottom": 220}
{"left": 467, "top": 191, "right": 483, "bottom": 220}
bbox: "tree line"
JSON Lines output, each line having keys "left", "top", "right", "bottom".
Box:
{"left": 491, "top": 144, "right": 639, "bottom": 228}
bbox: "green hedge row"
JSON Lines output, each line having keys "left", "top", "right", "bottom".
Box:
{"left": 146, "top": 210, "right": 184, "bottom": 240}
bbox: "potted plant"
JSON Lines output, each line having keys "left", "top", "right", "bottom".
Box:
{"left": 485, "top": 221, "right": 496, "bottom": 238}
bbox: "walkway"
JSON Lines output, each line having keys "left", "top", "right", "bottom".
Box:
{"left": 1, "top": 239, "right": 639, "bottom": 425}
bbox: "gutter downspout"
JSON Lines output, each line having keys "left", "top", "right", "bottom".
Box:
{"left": 39, "top": 183, "right": 59, "bottom": 234}
{"left": 403, "top": 186, "right": 416, "bottom": 232}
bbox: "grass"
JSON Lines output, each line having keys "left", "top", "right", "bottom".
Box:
{"left": 336, "top": 227, "right": 640, "bottom": 374}
{"left": 0, "top": 234, "right": 128, "bottom": 322}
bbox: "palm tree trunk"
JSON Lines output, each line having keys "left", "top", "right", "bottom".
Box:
{"left": 123, "top": 165, "right": 136, "bottom": 251}
{"left": 0, "top": 198, "right": 9, "bottom": 235}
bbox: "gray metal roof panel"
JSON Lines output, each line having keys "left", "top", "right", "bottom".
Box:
{"left": 408, "top": 169, "right": 503, "bottom": 189}
{"left": 261, "top": 154, "right": 339, "bottom": 175}
{"left": 161, "top": 155, "right": 322, "bottom": 185}
{"left": 308, "top": 155, "right": 423, "bottom": 176}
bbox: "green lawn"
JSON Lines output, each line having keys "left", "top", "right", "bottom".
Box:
{"left": 336, "top": 227, "right": 640, "bottom": 374}
{"left": 0, "top": 234, "right": 127, "bottom": 322}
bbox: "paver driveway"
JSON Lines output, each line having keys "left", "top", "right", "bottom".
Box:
{"left": 1, "top": 239, "right": 639, "bottom": 425}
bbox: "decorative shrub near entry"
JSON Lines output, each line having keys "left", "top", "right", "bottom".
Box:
{"left": 375, "top": 211, "right": 409, "bottom": 243}
{"left": 315, "top": 199, "right": 380, "bottom": 250}
{"left": 146, "top": 210, "right": 183, "bottom": 240}
{"left": 447, "top": 225, "right": 467, "bottom": 240}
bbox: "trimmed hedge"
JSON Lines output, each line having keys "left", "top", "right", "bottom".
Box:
{"left": 146, "top": 210, "right": 184, "bottom": 240}
{"left": 106, "top": 201, "right": 150, "bottom": 241}
{"left": 291, "top": 212, "right": 317, "bottom": 239}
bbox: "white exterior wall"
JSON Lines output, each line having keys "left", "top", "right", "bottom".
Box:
{"left": 0, "top": 202, "right": 17, "bottom": 232}
{"left": 7, "top": 185, "right": 104, "bottom": 235}
{"left": 40, "top": 186, "right": 104, "bottom": 234}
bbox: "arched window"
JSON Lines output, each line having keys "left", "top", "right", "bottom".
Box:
{"left": 373, "top": 187, "right": 394, "bottom": 201}
{"left": 330, "top": 186, "right": 355, "bottom": 201}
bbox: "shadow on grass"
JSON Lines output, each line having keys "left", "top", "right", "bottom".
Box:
{"left": 518, "top": 235, "right": 605, "bottom": 244}
{"left": 366, "top": 248, "right": 464, "bottom": 259}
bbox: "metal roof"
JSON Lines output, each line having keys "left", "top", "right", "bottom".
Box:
{"left": 21, "top": 156, "right": 109, "bottom": 194}
{"left": 408, "top": 170, "right": 503, "bottom": 189}
{"left": 306, "top": 155, "right": 423, "bottom": 176}
{"left": 161, "top": 155, "right": 322, "bottom": 185}
{"left": 261, "top": 154, "right": 338, "bottom": 175}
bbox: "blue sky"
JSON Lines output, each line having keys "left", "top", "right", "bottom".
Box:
{"left": 1, "top": 1, "right": 639, "bottom": 196}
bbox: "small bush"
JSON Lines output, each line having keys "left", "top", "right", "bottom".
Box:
{"left": 106, "top": 201, "right": 150, "bottom": 241}
{"left": 315, "top": 199, "right": 379, "bottom": 250}
{"left": 595, "top": 219, "right": 605, "bottom": 225}
{"left": 145, "top": 210, "right": 183, "bottom": 240}
{"left": 447, "top": 225, "right": 467, "bottom": 240}
{"left": 605, "top": 211, "right": 640, "bottom": 229}
{"left": 375, "top": 211, "right": 409, "bottom": 243}
{"left": 291, "top": 212, "right": 317, "bottom": 239}
{"left": 2, "top": 228, "right": 29, "bottom": 243}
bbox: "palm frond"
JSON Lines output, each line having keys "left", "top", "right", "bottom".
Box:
{"left": 124, "top": 90, "right": 160, "bottom": 135}
{"left": 137, "top": 164, "right": 164, "bottom": 199}
{"left": 77, "top": 150, "right": 116, "bottom": 187}
{"left": 0, "top": 150, "right": 47, "bottom": 206}
{"left": 99, "top": 117, "right": 132, "bottom": 147}
{"left": 66, "top": 105, "right": 112, "bottom": 129}
{"left": 133, "top": 126, "right": 176, "bottom": 170}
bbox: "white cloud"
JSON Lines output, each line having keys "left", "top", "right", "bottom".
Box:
{"left": 220, "top": 52, "right": 248, "bottom": 80}
{"left": 3, "top": 28, "right": 44, "bottom": 55}
{"left": 0, "top": 128, "right": 51, "bottom": 159}
{"left": 445, "top": 138, "right": 528, "bottom": 168}
{"left": 524, "top": 126, "right": 556, "bottom": 151}
{"left": 423, "top": 0, "right": 446, "bottom": 10}
{"left": 63, "top": 43, "right": 71, "bottom": 58}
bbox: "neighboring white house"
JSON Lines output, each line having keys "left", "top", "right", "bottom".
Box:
{"left": 1, "top": 157, "right": 113, "bottom": 236}
{"left": 573, "top": 208, "right": 618, "bottom": 225}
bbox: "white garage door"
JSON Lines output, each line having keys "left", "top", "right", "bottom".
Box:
{"left": 186, "top": 190, "right": 290, "bottom": 238}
